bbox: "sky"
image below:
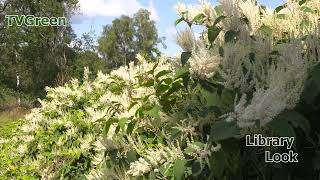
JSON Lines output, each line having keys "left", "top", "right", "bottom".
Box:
{"left": 71, "top": 0, "right": 286, "bottom": 56}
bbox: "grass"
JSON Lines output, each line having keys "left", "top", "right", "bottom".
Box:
{"left": 0, "top": 108, "right": 29, "bottom": 137}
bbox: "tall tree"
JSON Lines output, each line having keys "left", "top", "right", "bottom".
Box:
{"left": 97, "top": 9, "right": 163, "bottom": 69}
{"left": 133, "top": 9, "right": 160, "bottom": 55}
{"left": 0, "top": 0, "right": 79, "bottom": 95}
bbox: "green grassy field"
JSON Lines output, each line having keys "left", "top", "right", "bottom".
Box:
{"left": 0, "top": 108, "right": 28, "bottom": 137}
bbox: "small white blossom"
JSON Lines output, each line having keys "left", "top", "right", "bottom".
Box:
{"left": 189, "top": 42, "right": 221, "bottom": 79}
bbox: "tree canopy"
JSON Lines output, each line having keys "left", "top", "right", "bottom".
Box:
{"left": 0, "top": 0, "right": 79, "bottom": 95}
{"left": 97, "top": 9, "right": 162, "bottom": 68}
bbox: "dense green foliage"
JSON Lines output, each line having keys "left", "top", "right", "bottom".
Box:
{"left": 0, "top": 0, "right": 78, "bottom": 95}
{"left": 97, "top": 9, "right": 163, "bottom": 69}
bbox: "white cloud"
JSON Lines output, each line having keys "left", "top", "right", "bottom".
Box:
{"left": 78, "top": 0, "right": 159, "bottom": 21}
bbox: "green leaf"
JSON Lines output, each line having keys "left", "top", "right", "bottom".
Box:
{"left": 156, "top": 84, "right": 170, "bottom": 96}
{"left": 300, "top": 6, "right": 314, "bottom": 13}
{"left": 118, "top": 118, "right": 128, "bottom": 131}
{"left": 175, "top": 18, "right": 184, "bottom": 26}
{"left": 148, "top": 171, "right": 156, "bottom": 180}
{"left": 200, "top": 89, "right": 219, "bottom": 106}
{"left": 174, "top": 66, "right": 190, "bottom": 80}
{"left": 164, "top": 81, "right": 184, "bottom": 97}
{"left": 199, "top": 79, "right": 215, "bottom": 92}
{"left": 302, "top": 62, "right": 320, "bottom": 106}
{"left": 159, "top": 164, "right": 173, "bottom": 176}
{"left": 270, "top": 110, "right": 310, "bottom": 136}
{"left": 173, "top": 159, "right": 187, "bottom": 180}
{"left": 103, "top": 118, "right": 117, "bottom": 136}
{"left": 300, "top": 20, "right": 312, "bottom": 29}
{"left": 127, "top": 150, "right": 137, "bottom": 163}
{"left": 299, "top": 0, "right": 307, "bottom": 5}
{"left": 214, "top": 5, "right": 224, "bottom": 16}
{"left": 155, "top": 70, "right": 172, "bottom": 80}
{"left": 128, "top": 102, "right": 138, "bottom": 110}
{"left": 224, "top": 30, "right": 239, "bottom": 43}
{"left": 208, "top": 26, "right": 222, "bottom": 44}
{"left": 276, "top": 14, "right": 286, "bottom": 19}
{"left": 275, "top": 4, "right": 286, "bottom": 13}
{"left": 213, "top": 15, "right": 226, "bottom": 26}
{"left": 210, "top": 121, "right": 240, "bottom": 141}
{"left": 268, "top": 116, "right": 296, "bottom": 149}
{"left": 145, "top": 105, "right": 161, "bottom": 119}
{"left": 127, "top": 121, "right": 136, "bottom": 134}
{"left": 268, "top": 110, "right": 311, "bottom": 150}
{"left": 192, "top": 14, "right": 206, "bottom": 24}
{"left": 140, "top": 79, "right": 155, "bottom": 87}
{"left": 159, "top": 77, "right": 173, "bottom": 85}
{"left": 209, "top": 150, "right": 226, "bottom": 179}
{"left": 259, "top": 25, "right": 273, "bottom": 36}
{"left": 191, "top": 160, "right": 203, "bottom": 176}
{"left": 182, "top": 75, "right": 190, "bottom": 89}
{"left": 181, "top": 52, "right": 192, "bottom": 66}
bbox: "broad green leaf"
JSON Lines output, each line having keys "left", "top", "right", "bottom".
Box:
{"left": 155, "top": 70, "right": 172, "bottom": 80}
{"left": 276, "top": 14, "right": 286, "bottom": 19}
{"left": 300, "top": 20, "right": 312, "bottom": 29}
{"left": 199, "top": 79, "right": 216, "bottom": 92}
{"left": 210, "top": 121, "right": 240, "bottom": 141}
{"left": 128, "top": 102, "right": 138, "bottom": 110}
{"left": 140, "top": 79, "right": 154, "bottom": 87}
{"left": 213, "top": 15, "right": 226, "bottom": 26}
{"left": 191, "top": 160, "right": 203, "bottom": 177}
{"left": 214, "top": 5, "right": 224, "bottom": 16}
{"left": 175, "top": 18, "right": 184, "bottom": 26}
{"left": 181, "top": 52, "right": 192, "bottom": 66}
{"left": 299, "top": 0, "right": 307, "bottom": 5}
{"left": 164, "top": 81, "right": 184, "bottom": 97}
{"left": 145, "top": 105, "right": 161, "bottom": 119}
{"left": 148, "top": 171, "right": 156, "bottom": 180}
{"left": 268, "top": 116, "right": 297, "bottom": 149}
{"left": 208, "top": 26, "right": 222, "bottom": 44}
{"left": 160, "top": 77, "right": 173, "bottom": 85}
{"left": 103, "top": 118, "right": 117, "bottom": 136}
{"left": 259, "top": 25, "right": 273, "bottom": 36}
{"left": 173, "top": 159, "right": 187, "bottom": 180}
{"left": 270, "top": 110, "right": 310, "bottom": 136}
{"left": 302, "top": 63, "right": 320, "bottom": 106}
{"left": 300, "top": 6, "right": 314, "bottom": 13}
{"left": 127, "top": 121, "right": 136, "bottom": 134}
{"left": 156, "top": 84, "right": 170, "bottom": 96}
{"left": 174, "top": 66, "right": 190, "bottom": 80}
{"left": 118, "top": 117, "right": 128, "bottom": 131}
{"left": 210, "top": 150, "right": 226, "bottom": 179}
{"left": 275, "top": 4, "right": 286, "bottom": 13}
{"left": 192, "top": 14, "right": 206, "bottom": 24}
{"left": 159, "top": 164, "right": 173, "bottom": 176}
{"left": 127, "top": 150, "right": 137, "bottom": 163}
{"left": 182, "top": 75, "right": 190, "bottom": 89}
{"left": 200, "top": 89, "right": 219, "bottom": 106}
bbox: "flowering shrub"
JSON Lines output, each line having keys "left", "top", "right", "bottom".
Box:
{"left": 1, "top": 0, "right": 320, "bottom": 179}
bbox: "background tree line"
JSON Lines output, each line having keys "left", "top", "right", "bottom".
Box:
{"left": 0, "top": 0, "right": 163, "bottom": 106}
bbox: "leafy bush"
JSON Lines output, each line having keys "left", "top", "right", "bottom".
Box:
{"left": 0, "top": 0, "right": 320, "bottom": 179}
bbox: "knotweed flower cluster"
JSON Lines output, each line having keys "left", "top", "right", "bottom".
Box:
{"left": 189, "top": 41, "right": 221, "bottom": 79}
{"left": 0, "top": 53, "right": 181, "bottom": 178}
{"left": 175, "top": 0, "right": 320, "bottom": 127}
{"left": 175, "top": 0, "right": 217, "bottom": 26}
{"left": 126, "top": 143, "right": 184, "bottom": 177}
